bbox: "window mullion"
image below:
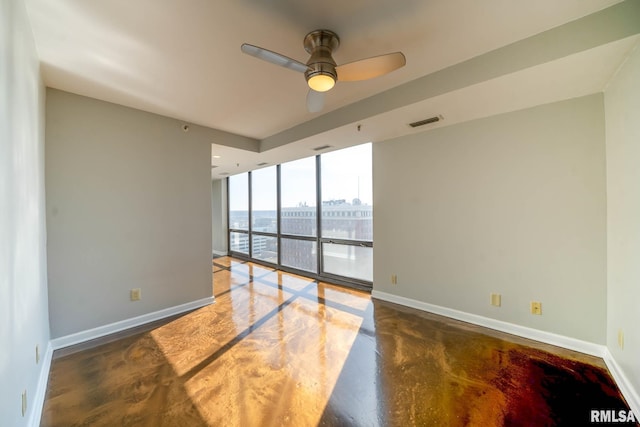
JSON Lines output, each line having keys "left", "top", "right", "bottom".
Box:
{"left": 248, "top": 171, "right": 252, "bottom": 257}
{"left": 316, "top": 155, "right": 322, "bottom": 276}
{"left": 277, "top": 164, "right": 282, "bottom": 266}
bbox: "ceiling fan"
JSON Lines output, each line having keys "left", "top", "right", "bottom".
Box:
{"left": 241, "top": 30, "right": 406, "bottom": 113}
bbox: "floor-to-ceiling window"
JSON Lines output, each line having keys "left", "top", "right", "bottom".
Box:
{"left": 251, "top": 166, "right": 278, "bottom": 263}
{"left": 228, "top": 172, "right": 249, "bottom": 254}
{"left": 319, "top": 143, "right": 373, "bottom": 282}
{"left": 280, "top": 156, "right": 318, "bottom": 273}
{"left": 227, "top": 143, "right": 373, "bottom": 289}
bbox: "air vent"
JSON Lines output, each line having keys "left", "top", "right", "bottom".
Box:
{"left": 409, "top": 115, "right": 441, "bottom": 128}
{"left": 256, "top": 162, "right": 269, "bottom": 166}
{"left": 211, "top": 165, "right": 219, "bottom": 169}
{"left": 313, "top": 144, "right": 332, "bottom": 151}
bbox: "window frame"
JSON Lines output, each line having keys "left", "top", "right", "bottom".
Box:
{"left": 226, "top": 145, "right": 373, "bottom": 290}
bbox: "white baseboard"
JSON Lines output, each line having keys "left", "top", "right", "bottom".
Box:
{"left": 371, "top": 290, "right": 605, "bottom": 357}
{"left": 212, "top": 250, "right": 227, "bottom": 257}
{"left": 50, "top": 296, "right": 215, "bottom": 350}
{"left": 603, "top": 349, "right": 640, "bottom": 418}
{"left": 28, "top": 342, "right": 53, "bottom": 427}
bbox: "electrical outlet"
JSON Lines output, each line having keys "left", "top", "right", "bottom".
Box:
{"left": 391, "top": 274, "right": 398, "bottom": 285}
{"left": 530, "top": 301, "right": 542, "bottom": 315}
{"left": 490, "top": 293, "right": 501, "bottom": 307}
{"left": 21, "top": 390, "right": 27, "bottom": 417}
{"left": 618, "top": 329, "right": 624, "bottom": 350}
{"left": 36, "top": 345, "right": 39, "bottom": 364}
{"left": 130, "top": 288, "right": 141, "bottom": 301}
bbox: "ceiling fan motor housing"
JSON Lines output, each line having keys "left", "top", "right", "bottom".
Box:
{"left": 304, "top": 30, "right": 339, "bottom": 83}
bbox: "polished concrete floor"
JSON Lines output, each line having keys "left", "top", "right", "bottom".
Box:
{"left": 41, "top": 257, "right": 633, "bottom": 426}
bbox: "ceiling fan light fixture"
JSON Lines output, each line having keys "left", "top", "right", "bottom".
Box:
{"left": 241, "top": 28, "right": 406, "bottom": 112}
{"left": 307, "top": 73, "right": 335, "bottom": 92}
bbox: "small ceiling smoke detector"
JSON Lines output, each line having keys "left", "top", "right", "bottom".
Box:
{"left": 408, "top": 115, "right": 443, "bottom": 128}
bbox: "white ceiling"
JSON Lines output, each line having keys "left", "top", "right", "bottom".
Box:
{"left": 24, "top": 0, "right": 637, "bottom": 176}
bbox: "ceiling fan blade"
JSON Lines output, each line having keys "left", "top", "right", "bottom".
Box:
{"left": 307, "top": 89, "right": 325, "bottom": 113}
{"left": 336, "top": 52, "right": 406, "bottom": 82}
{"left": 241, "top": 43, "right": 309, "bottom": 74}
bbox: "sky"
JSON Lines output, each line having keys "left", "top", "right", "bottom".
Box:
{"left": 229, "top": 143, "right": 372, "bottom": 211}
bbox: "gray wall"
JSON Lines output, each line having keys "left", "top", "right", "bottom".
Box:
{"left": 373, "top": 94, "right": 607, "bottom": 344}
{"left": 46, "top": 89, "right": 213, "bottom": 338}
{"left": 211, "top": 179, "right": 228, "bottom": 256}
{"left": 0, "top": 0, "right": 50, "bottom": 425}
{"left": 605, "top": 43, "right": 640, "bottom": 399}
